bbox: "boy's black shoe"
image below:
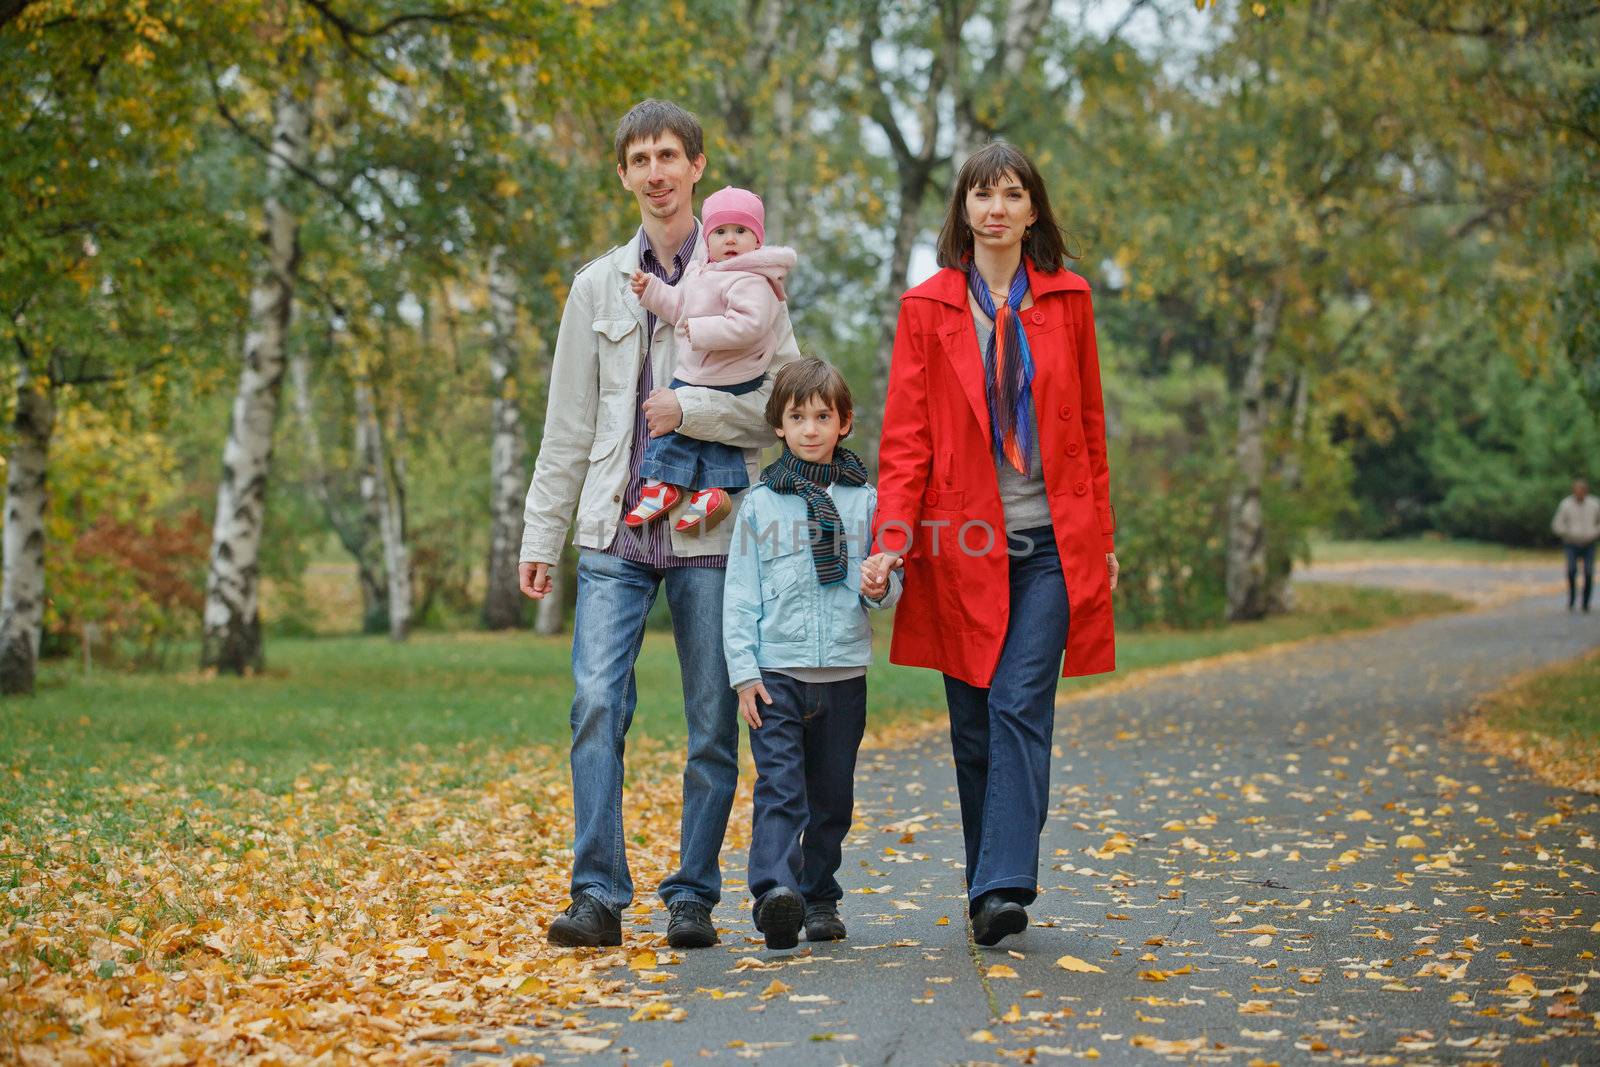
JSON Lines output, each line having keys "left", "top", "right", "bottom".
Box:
{"left": 754, "top": 887, "right": 804, "bottom": 950}
{"left": 666, "top": 899, "right": 718, "bottom": 949}
{"left": 804, "top": 901, "right": 847, "bottom": 942}
{"left": 970, "top": 892, "right": 1028, "bottom": 947}
{"left": 548, "top": 893, "right": 621, "bottom": 947}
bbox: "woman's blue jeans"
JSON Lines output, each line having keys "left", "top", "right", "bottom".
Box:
{"left": 942, "top": 525, "right": 1070, "bottom": 910}
{"left": 566, "top": 549, "right": 740, "bottom": 911}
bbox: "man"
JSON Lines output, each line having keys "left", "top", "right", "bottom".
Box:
{"left": 518, "top": 99, "right": 798, "bottom": 948}
{"left": 1552, "top": 477, "right": 1600, "bottom": 613}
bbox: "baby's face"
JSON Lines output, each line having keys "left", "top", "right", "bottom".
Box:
{"left": 708, "top": 224, "right": 760, "bottom": 262}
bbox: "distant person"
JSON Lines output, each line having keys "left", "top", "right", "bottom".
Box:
{"left": 519, "top": 99, "right": 798, "bottom": 950}
{"left": 627, "top": 186, "right": 797, "bottom": 533}
{"left": 872, "top": 141, "right": 1118, "bottom": 947}
{"left": 722, "top": 358, "right": 901, "bottom": 949}
{"left": 1552, "top": 478, "right": 1600, "bottom": 613}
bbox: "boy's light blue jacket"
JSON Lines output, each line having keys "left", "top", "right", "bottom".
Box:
{"left": 723, "top": 481, "right": 902, "bottom": 691}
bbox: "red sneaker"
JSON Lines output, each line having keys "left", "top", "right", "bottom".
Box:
{"left": 625, "top": 480, "right": 681, "bottom": 528}
{"left": 674, "top": 487, "right": 733, "bottom": 533}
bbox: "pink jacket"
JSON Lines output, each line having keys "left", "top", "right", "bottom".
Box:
{"left": 638, "top": 246, "right": 797, "bottom": 387}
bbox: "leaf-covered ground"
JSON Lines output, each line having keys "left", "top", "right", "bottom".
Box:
{"left": 3, "top": 575, "right": 1580, "bottom": 1065}
{"left": 1462, "top": 648, "right": 1600, "bottom": 794}
{"left": 493, "top": 569, "right": 1600, "bottom": 1066}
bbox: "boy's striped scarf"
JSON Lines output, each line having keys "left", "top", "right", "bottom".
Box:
{"left": 759, "top": 445, "right": 867, "bottom": 586}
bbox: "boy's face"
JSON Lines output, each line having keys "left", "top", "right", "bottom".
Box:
{"left": 775, "top": 395, "right": 849, "bottom": 464}
{"left": 618, "top": 132, "right": 706, "bottom": 225}
{"left": 708, "top": 223, "right": 759, "bottom": 262}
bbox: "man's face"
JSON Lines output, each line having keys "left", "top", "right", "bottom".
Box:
{"left": 1577, "top": 481, "right": 1589, "bottom": 501}
{"left": 618, "top": 132, "right": 706, "bottom": 225}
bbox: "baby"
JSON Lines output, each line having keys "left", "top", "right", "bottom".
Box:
{"left": 627, "top": 186, "right": 797, "bottom": 532}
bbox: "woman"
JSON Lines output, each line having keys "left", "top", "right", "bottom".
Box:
{"left": 872, "top": 140, "right": 1118, "bottom": 946}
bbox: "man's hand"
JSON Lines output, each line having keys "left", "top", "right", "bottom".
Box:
{"left": 643, "top": 387, "right": 683, "bottom": 438}
{"left": 519, "top": 561, "right": 553, "bottom": 600}
{"left": 629, "top": 270, "right": 649, "bottom": 297}
{"left": 1106, "top": 552, "right": 1119, "bottom": 592}
{"left": 737, "top": 681, "right": 772, "bottom": 728}
{"left": 861, "top": 552, "right": 903, "bottom": 600}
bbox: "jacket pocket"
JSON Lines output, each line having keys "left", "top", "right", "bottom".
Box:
{"left": 590, "top": 388, "right": 635, "bottom": 459}
{"left": 593, "top": 318, "right": 640, "bottom": 392}
{"left": 758, "top": 543, "right": 810, "bottom": 646}
{"left": 921, "top": 487, "right": 966, "bottom": 512}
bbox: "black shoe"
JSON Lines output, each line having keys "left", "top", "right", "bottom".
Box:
{"left": 666, "top": 899, "right": 718, "bottom": 949}
{"left": 970, "top": 892, "right": 1028, "bottom": 947}
{"left": 754, "top": 887, "right": 804, "bottom": 950}
{"left": 804, "top": 901, "right": 847, "bottom": 942}
{"left": 548, "top": 893, "right": 621, "bottom": 948}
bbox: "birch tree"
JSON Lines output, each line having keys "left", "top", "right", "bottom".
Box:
{"left": 201, "top": 69, "right": 314, "bottom": 672}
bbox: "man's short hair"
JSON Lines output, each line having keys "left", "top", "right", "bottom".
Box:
{"left": 614, "top": 99, "right": 704, "bottom": 168}
{"left": 766, "top": 357, "right": 854, "bottom": 436}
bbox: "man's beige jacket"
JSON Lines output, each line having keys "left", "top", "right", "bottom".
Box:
{"left": 520, "top": 229, "right": 799, "bottom": 564}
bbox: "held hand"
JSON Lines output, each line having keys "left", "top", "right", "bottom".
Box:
{"left": 643, "top": 387, "right": 683, "bottom": 438}
{"left": 1106, "top": 552, "right": 1119, "bottom": 592}
{"left": 738, "top": 681, "right": 772, "bottom": 729}
{"left": 519, "top": 561, "right": 553, "bottom": 600}
{"left": 860, "top": 552, "right": 903, "bottom": 600}
{"left": 629, "top": 271, "right": 649, "bottom": 296}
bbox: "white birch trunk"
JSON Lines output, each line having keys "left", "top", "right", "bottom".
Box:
{"left": 1226, "top": 284, "right": 1286, "bottom": 622}
{"left": 354, "top": 369, "right": 411, "bottom": 641}
{"left": 201, "top": 78, "right": 312, "bottom": 673}
{"left": 482, "top": 245, "right": 528, "bottom": 630}
{"left": 0, "top": 365, "right": 54, "bottom": 696}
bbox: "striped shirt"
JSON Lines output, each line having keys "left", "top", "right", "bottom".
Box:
{"left": 604, "top": 222, "right": 725, "bottom": 569}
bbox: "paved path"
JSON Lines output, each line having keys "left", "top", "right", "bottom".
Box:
{"left": 510, "top": 569, "right": 1600, "bottom": 1066}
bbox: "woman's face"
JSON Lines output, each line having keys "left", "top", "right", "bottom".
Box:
{"left": 964, "top": 169, "right": 1038, "bottom": 254}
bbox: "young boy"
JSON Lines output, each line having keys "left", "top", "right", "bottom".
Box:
{"left": 722, "top": 358, "right": 902, "bottom": 949}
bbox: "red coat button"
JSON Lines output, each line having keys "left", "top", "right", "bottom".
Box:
{"left": 1066, "top": 442, "right": 1081, "bottom": 457}
{"left": 1030, "top": 309, "right": 1045, "bottom": 325}
{"left": 1059, "top": 405, "right": 1073, "bottom": 420}
{"left": 1074, "top": 480, "right": 1088, "bottom": 495}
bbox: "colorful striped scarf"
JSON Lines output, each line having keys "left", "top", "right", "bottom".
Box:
{"left": 967, "top": 261, "right": 1036, "bottom": 476}
{"left": 759, "top": 445, "right": 868, "bottom": 586}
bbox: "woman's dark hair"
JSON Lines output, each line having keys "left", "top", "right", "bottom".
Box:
{"left": 766, "top": 357, "right": 854, "bottom": 438}
{"left": 935, "top": 140, "right": 1076, "bottom": 272}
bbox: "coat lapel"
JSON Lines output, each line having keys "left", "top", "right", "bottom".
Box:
{"left": 938, "top": 316, "right": 992, "bottom": 445}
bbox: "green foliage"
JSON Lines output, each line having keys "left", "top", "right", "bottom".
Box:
{"left": 1426, "top": 355, "right": 1600, "bottom": 544}
{"left": 40, "top": 404, "right": 206, "bottom": 667}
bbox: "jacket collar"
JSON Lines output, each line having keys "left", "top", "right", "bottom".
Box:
{"left": 617, "top": 223, "right": 707, "bottom": 330}
{"left": 906, "top": 259, "right": 1090, "bottom": 308}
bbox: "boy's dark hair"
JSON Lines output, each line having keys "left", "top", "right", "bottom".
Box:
{"left": 614, "top": 99, "right": 704, "bottom": 169}
{"left": 935, "top": 139, "right": 1077, "bottom": 272}
{"left": 766, "top": 358, "right": 854, "bottom": 436}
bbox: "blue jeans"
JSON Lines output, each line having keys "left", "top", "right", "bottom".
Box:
{"left": 942, "top": 526, "right": 1070, "bottom": 909}
{"left": 567, "top": 549, "right": 740, "bottom": 911}
{"left": 1566, "top": 542, "right": 1596, "bottom": 610}
{"left": 745, "top": 671, "right": 868, "bottom": 906}
{"left": 639, "top": 376, "right": 762, "bottom": 491}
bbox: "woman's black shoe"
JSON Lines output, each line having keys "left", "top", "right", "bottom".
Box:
{"left": 548, "top": 893, "right": 622, "bottom": 947}
{"left": 754, "top": 887, "right": 804, "bottom": 950}
{"left": 804, "top": 901, "right": 847, "bottom": 942}
{"left": 970, "top": 893, "right": 1028, "bottom": 946}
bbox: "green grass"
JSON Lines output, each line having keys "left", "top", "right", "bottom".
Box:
{"left": 1308, "top": 534, "right": 1559, "bottom": 564}
{"left": 2, "top": 582, "right": 1459, "bottom": 809}
{"left": 1485, "top": 648, "right": 1600, "bottom": 750}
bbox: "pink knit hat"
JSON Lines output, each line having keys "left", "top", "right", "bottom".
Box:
{"left": 700, "top": 186, "right": 765, "bottom": 245}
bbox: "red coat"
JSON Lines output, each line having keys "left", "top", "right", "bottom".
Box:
{"left": 873, "top": 261, "right": 1116, "bottom": 686}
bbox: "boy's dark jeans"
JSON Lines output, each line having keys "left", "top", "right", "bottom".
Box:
{"left": 1566, "top": 542, "right": 1596, "bottom": 610}
{"left": 745, "top": 670, "right": 867, "bottom": 907}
